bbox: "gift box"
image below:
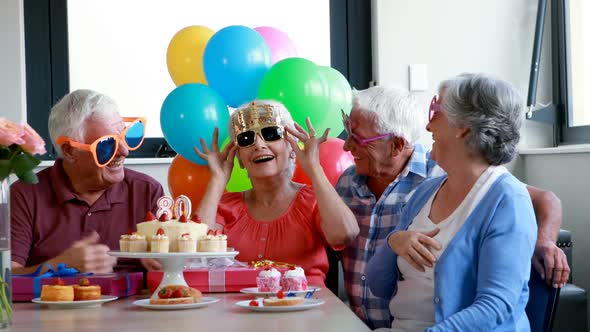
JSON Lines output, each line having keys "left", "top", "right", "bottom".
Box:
{"left": 12, "top": 267, "right": 143, "bottom": 302}
{"left": 147, "top": 267, "right": 290, "bottom": 293}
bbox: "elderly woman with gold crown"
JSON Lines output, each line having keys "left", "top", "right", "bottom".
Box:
{"left": 194, "top": 100, "right": 359, "bottom": 286}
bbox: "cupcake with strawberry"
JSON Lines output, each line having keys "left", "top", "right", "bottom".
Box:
{"left": 256, "top": 267, "right": 281, "bottom": 292}
{"left": 150, "top": 228, "right": 170, "bottom": 253}
{"left": 178, "top": 232, "right": 196, "bottom": 252}
{"left": 73, "top": 278, "right": 101, "bottom": 301}
{"left": 281, "top": 266, "right": 308, "bottom": 291}
{"left": 197, "top": 229, "right": 227, "bottom": 252}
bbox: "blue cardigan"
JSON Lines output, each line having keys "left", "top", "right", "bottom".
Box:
{"left": 366, "top": 173, "right": 537, "bottom": 331}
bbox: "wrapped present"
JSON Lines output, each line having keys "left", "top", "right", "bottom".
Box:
{"left": 147, "top": 259, "right": 290, "bottom": 293}
{"left": 12, "top": 263, "right": 143, "bottom": 302}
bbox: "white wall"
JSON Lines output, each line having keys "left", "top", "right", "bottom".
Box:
{"left": 0, "top": 0, "right": 27, "bottom": 123}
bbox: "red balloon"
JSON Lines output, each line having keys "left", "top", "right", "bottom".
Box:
{"left": 292, "top": 138, "right": 354, "bottom": 187}
{"left": 168, "top": 155, "right": 213, "bottom": 206}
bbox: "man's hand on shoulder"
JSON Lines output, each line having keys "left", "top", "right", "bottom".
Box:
{"left": 54, "top": 231, "right": 117, "bottom": 273}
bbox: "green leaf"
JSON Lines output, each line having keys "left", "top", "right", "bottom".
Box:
{"left": 10, "top": 151, "right": 40, "bottom": 175}
{"left": 16, "top": 170, "right": 38, "bottom": 184}
{"left": 0, "top": 160, "right": 10, "bottom": 181}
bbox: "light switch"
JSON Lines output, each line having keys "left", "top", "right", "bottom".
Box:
{"left": 409, "top": 64, "right": 428, "bottom": 91}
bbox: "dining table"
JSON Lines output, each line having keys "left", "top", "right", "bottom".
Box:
{"left": 10, "top": 288, "right": 371, "bottom": 331}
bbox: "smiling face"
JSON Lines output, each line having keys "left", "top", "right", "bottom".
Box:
{"left": 425, "top": 90, "right": 464, "bottom": 168}
{"left": 68, "top": 114, "right": 129, "bottom": 190}
{"left": 237, "top": 133, "right": 293, "bottom": 180}
{"left": 342, "top": 109, "right": 396, "bottom": 177}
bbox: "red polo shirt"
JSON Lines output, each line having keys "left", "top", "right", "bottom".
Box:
{"left": 10, "top": 159, "right": 163, "bottom": 268}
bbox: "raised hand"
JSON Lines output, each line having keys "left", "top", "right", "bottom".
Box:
{"left": 283, "top": 117, "right": 329, "bottom": 177}
{"left": 194, "top": 127, "right": 237, "bottom": 185}
{"left": 387, "top": 229, "right": 442, "bottom": 272}
{"left": 57, "top": 232, "right": 117, "bottom": 273}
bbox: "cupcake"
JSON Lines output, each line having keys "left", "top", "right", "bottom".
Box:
{"left": 150, "top": 228, "right": 169, "bottom": 253}
{"left": 178, "top": 233, "right": 196, "bottom": 252}
{"left": 73, "top": 278, "right": 101, "bottom": 301}
{"left": 281, "top": 267, "right": 308, "bottom": 291}
{"left": 128, "top": 232, "right": 148, "bottom": 252}
{"left": 256, "top": 268, "right": 281, "bottom": 292}
{"left": 119, "top": 234, "right": 130, "bottom": 252}
{"left": 197, "top": 230, "right": 227, "bottom": 252}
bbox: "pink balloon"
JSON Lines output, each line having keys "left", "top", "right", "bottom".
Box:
{"left": 254, "top": 27, "right": 297, "bottom": 64}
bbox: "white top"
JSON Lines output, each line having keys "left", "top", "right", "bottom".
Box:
{"left": 390, "top": 166, "right": 507, "bottom": 332}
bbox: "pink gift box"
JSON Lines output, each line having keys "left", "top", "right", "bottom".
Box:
{"left": 147, "top": 267, "right": 289, "bottom": 293}
{"left": 12, "top": 272, "right": 143, "bottom": 302}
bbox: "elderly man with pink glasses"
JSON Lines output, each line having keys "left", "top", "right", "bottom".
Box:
{"left": 335, "top": 85, "right": 569, "bottom": 330}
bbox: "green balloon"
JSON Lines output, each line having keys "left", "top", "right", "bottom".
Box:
{"left": 220, "top": 137, "right": 252, "bottom": 192}
{"left": 319, "top": 66, "right": 352, "bottom": 137}
{"left": 258, "top": 57, "right": 331, "bottom": 131}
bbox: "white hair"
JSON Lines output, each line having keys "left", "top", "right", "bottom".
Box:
{"left": 351, "top": 86, "right": 424, "bottom": 146}
{"left": 229, "top": 100, "right": 296, "bottom": 179}
{"left": 49, "top": 89, "right": 119, "bottom": 157}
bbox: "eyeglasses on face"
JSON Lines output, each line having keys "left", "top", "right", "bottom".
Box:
{"left": 56, "top": 117, "right": 146, "bottom": 167}
{"left": 235, "top": 125, "right": 284, "bottom": 148}
{"left": 429, "top": 96, "right": 443, "bottom": 122}
{"left": 341, "top": 109, "right": 396, "bottom": 146}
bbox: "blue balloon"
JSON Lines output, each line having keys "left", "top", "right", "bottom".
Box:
{"left": 160, "top": 84, "right": 229, "bottom": 165}
{"left": 204, "top": 25, "right": 271, "bottom": 107}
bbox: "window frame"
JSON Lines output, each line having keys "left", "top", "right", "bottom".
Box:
{"left": 24, "top": 0, "right": 372, "bottom": 160}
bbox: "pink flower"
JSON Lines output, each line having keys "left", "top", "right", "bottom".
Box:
{"left": 0, "top": 117, "right": 25, "bottom": 146}
{"left": 21, "top": 123, "right": 46, "bottom": 155}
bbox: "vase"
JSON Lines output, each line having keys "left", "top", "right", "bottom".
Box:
{"left": 0, "top": 179, "right": 11, "bottom": 328}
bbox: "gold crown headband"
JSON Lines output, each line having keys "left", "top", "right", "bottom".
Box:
{"left": 231, "top": 101, "right": 283, "bottom": 135}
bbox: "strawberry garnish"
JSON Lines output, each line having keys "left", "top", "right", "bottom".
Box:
{"left": 145, "top": 211, "right": 156, "bottom": 222}
{"left": 288, "top": 266, "right": 296, "bottom": 270}
{"left": 214, "top": 229, "right": 222, "bottom": 236}
{"left": 179, "top": 214, "right": 188, "bottom": 223}
{"left": 171, "top": 289, "right": 183, "bottom": 298}
{"left": 79, "top": 278, "right": 90, "bottom": 286}
{"left": 191, "top": 214, "right": 202, "bottom": 223}
{"left": 181, "top": 233, "right": 190, "bottom": 237}
{"left": 207, "top": 229, "right": 214, "bottom": 235}
{"left": 277, "top": 290, "right": 285, "bottom": 299}
{"left": 158, "top": 213, "right": 170, "bottom": 222}
{"left": 249, "top": 300, "right": 259, "bottom": 307}
{"left": 156, "top": 228, "right": 165, "bottom": 236}
{"left": 53, "top": 278, "right": 65, "bottom": 286}
{"left": 127, "top": 228, "right": 134, "bottom": 235}
{"left": 158, "top": 287, "right": 171, "bottom": 299}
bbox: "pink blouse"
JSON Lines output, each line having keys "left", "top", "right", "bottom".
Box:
{"left": 216, "top": 185, "right": 328, "bottom": 286}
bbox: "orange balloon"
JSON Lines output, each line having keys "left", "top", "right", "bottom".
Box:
{"left": 292, "top": 138, "right": 354, "bottom": 187}
{"left": 168, "top": 155, "right": 213, "bottom": 206}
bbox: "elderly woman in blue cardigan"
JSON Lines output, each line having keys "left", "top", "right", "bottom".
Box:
{"left": 366, "top": 73, "right": 537, "bottom": 332}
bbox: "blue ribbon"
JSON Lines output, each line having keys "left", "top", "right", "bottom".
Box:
{"left": 16, "top": 263, "right": 92, "bottom": 297}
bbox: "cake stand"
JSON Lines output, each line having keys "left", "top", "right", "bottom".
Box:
{"left": 108, "top": 251, "right": 239, "bottom": 298}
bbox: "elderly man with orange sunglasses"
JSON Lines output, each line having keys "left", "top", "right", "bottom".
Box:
{"left": 10, "top": 89, "right": 164, "bottom": 275}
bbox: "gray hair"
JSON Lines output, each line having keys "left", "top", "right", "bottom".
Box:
{"left": 49, "top": 89, "right": 119, "bottom": 157}
{"left": 351, "top": 86, "right": 424, "bottom": 146}
{"left": 229, "top": 100, "right": 296, "bottom": 179}
{"left": 440, "top": 73, "right": 523, "bottom": 165}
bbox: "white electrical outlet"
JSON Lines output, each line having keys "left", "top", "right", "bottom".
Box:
{"left": 409, "top": 64, "right": 428, "bottom": 91}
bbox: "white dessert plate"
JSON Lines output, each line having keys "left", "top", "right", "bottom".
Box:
{"left": 132, "top": 296, "right": 219, "bottom": 310}
{"left": 108, "top": 251, "right": 239, "bottom": 259}
{"left": 235, "top": 298, "right": 325, "bottom": 312}
{"left": 239, "top": 287, "right": 321, "bottom": 297}
{"left": 32, "top": 295, "right": 118, "bottom": 308}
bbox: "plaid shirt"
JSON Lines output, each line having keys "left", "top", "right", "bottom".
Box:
{"left": 335, "top": 144, "right": 443, "bottom": 329}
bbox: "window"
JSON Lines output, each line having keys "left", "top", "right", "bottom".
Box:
{"left": 24, "top": 0, "right": 372, "bottom": 159}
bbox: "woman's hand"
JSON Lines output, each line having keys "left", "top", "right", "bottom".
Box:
{"left": 194, "top": 127, "right": 237, "bottom": 185}
{"left": 388, "top": 229, "right": 442, "bottom": 272}
{"left": 284, "top": 117, "right": 329, "bottom": 177}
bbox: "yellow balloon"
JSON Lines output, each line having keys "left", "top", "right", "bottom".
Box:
{"left": 166, "top": 25, "right": 215, "bottom": 86}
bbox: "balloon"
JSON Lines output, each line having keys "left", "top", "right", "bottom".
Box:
{"left": 168, "top": 155, "right": 212, "bottom": 207}
{"left": 257, "top": 57, "right": 331, "bottom": 131}
{"left": 166, "top": 26, "right": 215, "bottom": 86}
{"left": 254, "top": 27, "right": 297, "bottom": 64}
{"left": 160, "top": 83, "right": 230, "bottom": 165}
{"left": 292, "top": 138, "right": 354, "bottom": 187}
{"left": 203, "top": 25, "right": 272, "bottom": 107}
{"left": 318, "top": 66, "right": 352, "bottom": 137}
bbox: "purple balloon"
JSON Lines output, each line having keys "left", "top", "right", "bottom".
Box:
{"left": 254, "top": 27, "right": 297, "bottom": 64}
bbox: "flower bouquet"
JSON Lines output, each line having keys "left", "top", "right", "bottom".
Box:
{"left": 0, "top": 118, "right": 45, "bottom": 327}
